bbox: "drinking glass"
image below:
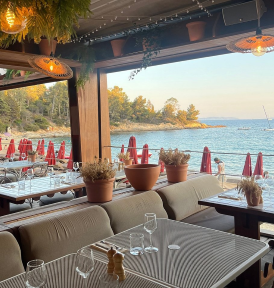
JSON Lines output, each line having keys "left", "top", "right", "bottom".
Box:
{"left": 75, "top": 247, "right": 94, "bottom": 288}
{"left": 99, "top": 274, "right": 119, "bottom": 287}
{"left": 10, "top": 153, "right": 14, "bottom": 162}
{"left": 54, "top": 176, "right": 61, "bottom": 187}
{"left": 21, "top": 153, "right": 26, "bottom": 161}
{"left": 66, "top": 169, "right": 72, "bottom": 182}
{"left": 73, "top": 162, "right": 79, "bottom": 172}
{"left": 25, "top": 259, "right": 47, "bottom": 288}
{"left": 254, "top": 175, "right": 264, "bottom": 187}
{"left": 144, "top": 213, "right": 158, "bottom": 253}
{"left": 48, "top": 167, "right": 54, "bottom": 185}
{"left": 27, "top": 168, "right": 34, "bottom": 188}
{"left": 18, "top": 178, "right": 26, "bottom": 191}
{"left": 130, "top": 233, "right": 144, "bottom": 255}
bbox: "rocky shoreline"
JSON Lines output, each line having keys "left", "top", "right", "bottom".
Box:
{"left": 110, "top": 122, "right": 225, "bottom": 133}
{"left": 0, "top": 122, "right": 225, "bottom": 141}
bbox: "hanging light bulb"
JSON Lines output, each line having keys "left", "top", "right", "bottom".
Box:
{"left": 227, "top": 0, "right": 274, "bottom": 57}
{"left": 1, "top": 2, "right": 26, "bottom": 34}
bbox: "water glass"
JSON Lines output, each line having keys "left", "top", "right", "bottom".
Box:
{"left": 48, "top": 167, "right": 54, "bottom": 185}
{"left": 21, "top": 153, "right": 26, "bottom": 161}
{"left": 76, "top": 247, "right": 94, "bottom": 288}
{"left": 10, "top": 153, "right": 14, "bottom": 162}
{"left": 54, "top": 176, "right": 61, "bottom": 187}
{"left": 99, "top": 274, "right": 119, "bottom": 288}
{"left": 73, "top": 162, "right": 79, "bottom": 172}
{"left": 144, "top": 213, "right": 158, "bottom": 253}
{"left": 18, "top": 179, "right": 26, "bottom": 191}
{"left": 25, "top": 259, "right": 47, "bottom": 288}
{"left": 130, "top": 233, "right": 144, "bottom": 255}
{"left": 66, "top": 169, "right": 72, "bottom": 181}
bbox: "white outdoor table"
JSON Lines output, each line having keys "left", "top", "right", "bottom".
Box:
{"left": 0, "top": 254, "right": 170, "bottom": 288}
{"left": 0, "top": 172, "right": 85, "bottom": 216}
{"left": 94, "top": 219, "right": 269, "bottom": 288}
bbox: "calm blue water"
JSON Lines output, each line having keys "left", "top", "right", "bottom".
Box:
{"left": 110, "top": 119, "right": 274, "bottom": 175}
{"left": 36, "top": 119, "right": 274, "bottom": 175}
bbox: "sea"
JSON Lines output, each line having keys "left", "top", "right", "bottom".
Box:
{"left": 36, "top": 119, "right": 274, "bottom": 176}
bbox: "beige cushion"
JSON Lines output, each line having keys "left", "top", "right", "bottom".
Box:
{"left": 101, "top": 191, "right": 168, "bottom": 234}
{"left": 19, "top": 206, "right": 114, "bottom": 264}
{"left": 157, "top": 175, "right": 223, "bottom": 220}
{"left": 182, "top": 207, "right": 234, "bottom": 233}
{"left": 0, "top": 232, "right": 24, "bottom": 281}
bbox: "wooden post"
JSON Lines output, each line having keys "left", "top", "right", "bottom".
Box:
{"left": 68, "top": 68, "right": 111, "bottom": 163}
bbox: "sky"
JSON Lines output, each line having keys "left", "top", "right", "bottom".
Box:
{"left": 107, "top": 52, "right": 274, "bottom": 119}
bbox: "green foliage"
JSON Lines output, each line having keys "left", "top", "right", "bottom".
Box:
{"left": 108, "top": 86, "right": 200, "bottom": 126}
{"left": 0, "top": 119, "right": 6, "bottom": 133}
{"left": 0, "top": 0, "right": 92, "bottom": 47}
{"left": 34, "top": 116, "right": 49, "bottom": 129}
{"left": 25, "top": 123, "right": 39, "bottom": 131}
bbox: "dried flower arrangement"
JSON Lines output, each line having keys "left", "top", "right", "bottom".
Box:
{"left": 117, "top": 152, "right": 131, "bottom": 161}
{"left": 159, "top": 149, "right": 191, "bottom": 166}
{"left": 28, "top": 150, "right": 37, "bottom": 155}
{"left": 81, "top": 157, "right": 116, "bottom": 182}
{"left": 237, "top": 178, "right": 262, "bottom": 206}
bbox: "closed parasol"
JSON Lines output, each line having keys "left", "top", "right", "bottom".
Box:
{"left": 200, "top": 146, "right": 212, "bottom": 174}
{"left": 242, "top": 153, "right": 252, "bottom": 177}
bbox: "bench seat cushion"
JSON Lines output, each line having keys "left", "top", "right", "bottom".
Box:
{"left": 157, "top": 175, "right": 223, "bottom": 221}
{"left": 101, "top": 191, "right": 168, "bottom": 234}
{"left": 182, "top": 207, "right": 235, "bottom": 233}
{"left": 19, "top": 206, "right": 114, "bottom": 264}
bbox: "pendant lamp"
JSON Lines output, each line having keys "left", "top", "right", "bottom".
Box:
{"left": 28, "top": 54, "right": 73, "bottom": 80}
{"left": 1, "top": 2, "right": 26, "bottom": 34}
{"left": 226, "top": 0, "right": 274, "bottom": 56}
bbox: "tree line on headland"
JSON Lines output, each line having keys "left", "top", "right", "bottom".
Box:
{"left": 108, "top": 86, "right": 200, "bottom": 126}
{"left": 0, "top": 82, "right": 200, "bottom": 133}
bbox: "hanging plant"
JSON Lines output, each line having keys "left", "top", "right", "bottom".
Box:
{"left": 129, "top": 26, "right": 162, "bottom": 80}
{"left": 0, "top": 0, "right": 92, "bottom": 47}
{"left": 3, "top": 69, "right": 34, "bottom": 81}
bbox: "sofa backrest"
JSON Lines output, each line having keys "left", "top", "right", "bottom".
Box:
{"left": 101, "top": 191, "right": 168, "bottom": 234}
{"left": 157, "top": 175, "right": 223, "bottom": 220}
{"left": 0, "top": 231, "right": 25, "bottom": 281}
{"left": 19, "top": 206, "right": 114, "bottom": 264}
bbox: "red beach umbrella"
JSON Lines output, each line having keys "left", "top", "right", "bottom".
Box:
{"left": 158, "top": 148, "right": 165, "bottom": 173}
{"left": 26, "top": 140, "right": 33, "bottom": 153}
{"left": 0, "top": 138, "right": 2, "bottom": 151}
{"left": 141, "top": 144, "right": 149, "bottom": 164}
{"left": 40, "top": 139, "right": 45, "bottom": 156}
{"left": 19, "top": 139, "right": 28, "bottom": 160}
{"left": 45, "top": 142, "right": 56, "bottom": 165}
{"left": 67, "top": 149, "right": 73, "bottom": 169}
{"left": 242, "top": 153, "right": 252, "bottom": 177}
{"left": 5, "top": 139, "right": 15, "bottom": 158}
{"left": 127, "top": 136, "right": 138, "bottom": 164}
{"left": 253, "top": 152, "right": 264, "bottom": 177}
{"left": 200, "top": 146, "right": 212, "bottom": 174}
{"left": 36, "top": 140, "right": 41, "bottom": 154}
{"left": 57, "top": 141, "right": 65, "bottom": 159}
{"left": 120, "top": 144, "right": 124, "bottom": 161}
{"left": 18, "top": 139, "right": 23, "bottom": 152}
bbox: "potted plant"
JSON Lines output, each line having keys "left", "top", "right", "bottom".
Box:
{"left": 39, "top": 37, "right": 57, "bottom": 56}
{"left": 159, "top": 149, "right": 191, "bottom": 183}
{"left": 28, "top": 150, "right": 37, "bottom": 162}
{"left": 237, "top": 178, "right": 263, "bottom": 206}
{"left": 124, "top": 164, "right": 160, "bottom": 191}
{"left": 80, "top": 157, "right": 116, "bottom": 203}
{"left": 186, "top": 21, "right": 206, "bottom": 42}
{"left": 111, "top": 39, "right": 127, "bottom": 57}
{"left": 117, "top": 152, "right": 132, "bottom": 166}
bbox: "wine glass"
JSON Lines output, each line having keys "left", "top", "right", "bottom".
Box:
{"left": 25, "top": 259, "right": 47, "bottom": 288}
{"left": 144, "top": 213, "right": 158, "bottom": 253}
{"left": 75, "top": 247, "right": 94, "bottom": 288}
{"left": 48, "top": 167, "right": 54, "bottom": 185}
{"left": 10, "top": 153, "right": 14, "bottom": 162}
{"left": 21, "top": 153, "right": 26, "bottom": 161}
{"left": 73, "top": 162, "right": 79, "bottom": 172}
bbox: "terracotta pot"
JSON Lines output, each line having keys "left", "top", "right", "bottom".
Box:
{"left": 245, "top": 191, "right": 262, "bottom": 206}
{"left": 124, "top": 159, "right": 133, "bottom": 166}
{"left": 39, "top": 38, "right": 57, "bottom": 56}
{"left": 186, "top": 21, "right": 206, "bottom": 42}
{"left": 124, "top": 164, "right": 160, "bottom": 191}
{"left": 29, "top": 154, "right": 36, "bottom": 163}
{"left": 111, "top": 39, "right": 126, "bottom": 57}
{"left": 84, "top": 178, "right": 115, "bottom": 203}
{"left": 20, "top": 71, "right": 25, "bottom": 77}
{"left": 165, "top": 164, "right": 188, "bottom": 183}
